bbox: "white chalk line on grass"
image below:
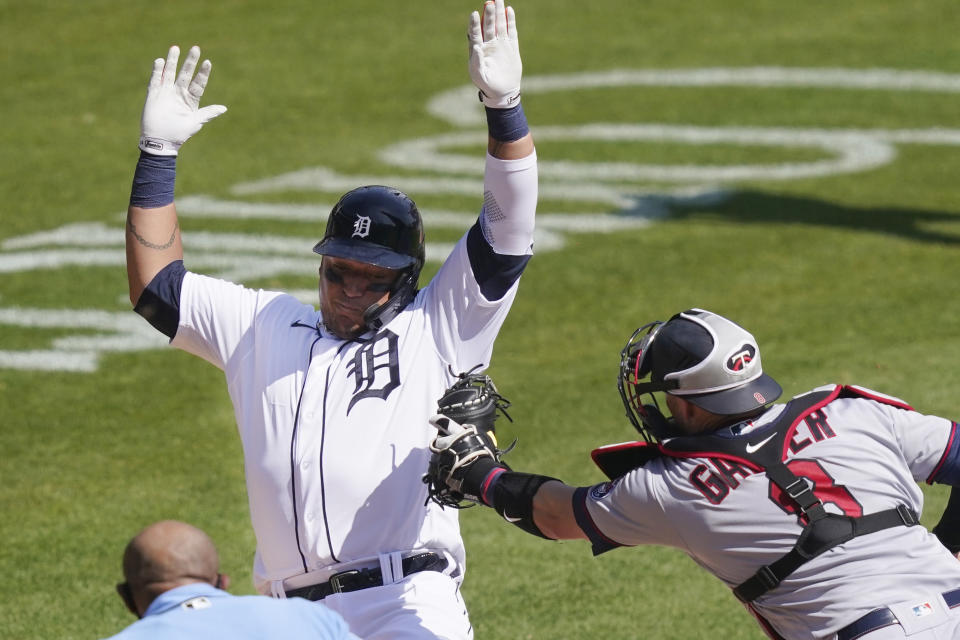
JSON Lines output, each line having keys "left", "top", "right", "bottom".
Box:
{"left": 428, "top": 67, "right": 960, "bottom": 126}
{"left": 0, "top": 307, "right": 168, "bottom": 372}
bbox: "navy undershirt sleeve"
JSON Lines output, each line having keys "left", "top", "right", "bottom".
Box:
{"left": 572, "top": 486, "right": 623, "bottom": 556}
{"left": 465, "top": 222, "right": 531, "bottom": 301}
{"left": 931, "top": 422, "right": 960, "bottom": 486}
{"left": 133, "top": 260, "right": 186, "bottom": 339}
{"left": 929, "top": 423, "right": 960, "bottom": 552}
{"left": 933, "top": 487, "right": 960, "bottom": 553}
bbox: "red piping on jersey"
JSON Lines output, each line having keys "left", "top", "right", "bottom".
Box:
{"left": 928, "top": 421, "right": 959, "bottom": 485}
{"left": 841, "top": 385, "right": 913, "bottom": 411}
{"left": 779, "top": 386, "right": 844, "bottom": 461}
{"left": 589, "top": 441, "right": 651, "bottom": 462}
{"left": 655, "top": 385, "right": 909, "bottom": 470}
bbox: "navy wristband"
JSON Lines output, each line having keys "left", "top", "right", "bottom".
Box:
{"left": 485, "top": 103, "right": 529, "bottom": 143}
{"left": 130, "top": 150, "right": 177, "bottom": 208}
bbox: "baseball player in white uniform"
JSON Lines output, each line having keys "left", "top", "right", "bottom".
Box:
{"left": 124, "top": 2, "right": 536, "bottom": 638}
{"left": 426, "top": 309, "right": 960, "bottom": 639}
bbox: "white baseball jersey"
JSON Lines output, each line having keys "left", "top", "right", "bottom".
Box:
{"left": 163, "top": 152, "right": 537, "bottom": 637}
{"left": 580, "top": 385, "right": 960, "bottom": 639}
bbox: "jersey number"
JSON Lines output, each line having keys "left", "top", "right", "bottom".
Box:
{"left": 768, "top": 459, "right": 862, "bottom": 521}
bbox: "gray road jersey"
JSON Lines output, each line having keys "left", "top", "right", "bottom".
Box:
{"left": 584, "top": 385, "right": 960, "bottom": 638}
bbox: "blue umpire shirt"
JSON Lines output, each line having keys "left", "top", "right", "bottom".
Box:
{"left": 103, "top": 582, "right": 360, "bottom": 639}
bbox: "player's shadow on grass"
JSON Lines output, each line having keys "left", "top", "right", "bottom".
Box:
{"left": 657, "top": 189, "right": 960, "bottom": 246}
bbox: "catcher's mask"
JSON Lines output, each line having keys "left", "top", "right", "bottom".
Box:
{"left": 618, "top": 308, "right": 782, "bottom": 443}
{"left": 313, "top": 185, "right": 426, "bottom": 331}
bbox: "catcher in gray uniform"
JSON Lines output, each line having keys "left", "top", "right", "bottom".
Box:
{"left": 425, "top": 308, "right": 960, "bottom": 640}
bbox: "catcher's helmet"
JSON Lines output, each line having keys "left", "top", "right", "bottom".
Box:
{"left": 618, "top": 308, "right": 782, "bottom": 442}
{"left": 313, "top": 185, "right": 426, "bottom": 330}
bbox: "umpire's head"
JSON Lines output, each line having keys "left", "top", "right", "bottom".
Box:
{"left": 116, "top": 520, "right": 228, "bottom": 619}
{"left": 618, "top": 308, "right": 782, "bottom": 441}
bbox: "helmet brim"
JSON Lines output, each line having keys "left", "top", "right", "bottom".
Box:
{"left": 313, "top": 237, "right": 416, "bottom": 270}
{"left": 679, "top": 373, "right": 782, "bottom": 416}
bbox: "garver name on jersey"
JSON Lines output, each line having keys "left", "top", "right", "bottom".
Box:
{"left": 690, "top": 409, "right": 839, "bottom": 506}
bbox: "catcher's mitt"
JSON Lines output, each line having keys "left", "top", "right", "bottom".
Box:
{"left": 424, "top": 370, "right": 514, "bottom": 508}
{"left": 434, "top": 369, "right": 511, "bottom": 436}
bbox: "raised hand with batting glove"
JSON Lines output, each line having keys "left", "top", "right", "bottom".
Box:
{"left": 126, "top": 44, "right": 228, "bottom": 309}
{"left": 469, "top": 0, "right": 522, "bottom": 109}
{"left": 468, "top": 0, "right": 533, "bottom": 158}
{"left": 139, "top": 45, "right": 227, "bottom": 156}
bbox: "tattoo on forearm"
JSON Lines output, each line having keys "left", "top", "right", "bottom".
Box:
{"left": 127, "top": 219, "right": 178, "bottom": 251}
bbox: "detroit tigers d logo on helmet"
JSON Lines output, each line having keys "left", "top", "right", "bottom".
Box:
{"left": 313, "top": 185, "right": 426, "bottom": 330}
{"left": 314, "top": 185, "right": 425, "bottom": 271}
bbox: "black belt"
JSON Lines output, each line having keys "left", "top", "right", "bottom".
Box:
{"left": 285, "top": 553, "right": 448, "bottom": 601}
{"left": 837, "top": 587, "right": 960, "bottom": 640}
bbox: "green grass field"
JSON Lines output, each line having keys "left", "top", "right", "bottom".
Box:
{"left": 3, "top": 1, "right": 960, "bottom": 638}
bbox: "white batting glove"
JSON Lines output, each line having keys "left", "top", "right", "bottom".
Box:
{"left": 468, "top": 0, "right": 522, "bottom": 109}
{"left": 138, "top": 45, "right": 227, "bottom": 156}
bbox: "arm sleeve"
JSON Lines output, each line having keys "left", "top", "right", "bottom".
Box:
{"left": 479, "top": 151, "right": 537, "bottom": 256}
{"left": 468, "top": 151, "right": 537, "bottom": 300}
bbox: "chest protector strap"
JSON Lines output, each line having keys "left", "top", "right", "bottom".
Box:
{"left": 657, "top": 385, "right": 919, "bottom": 603}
